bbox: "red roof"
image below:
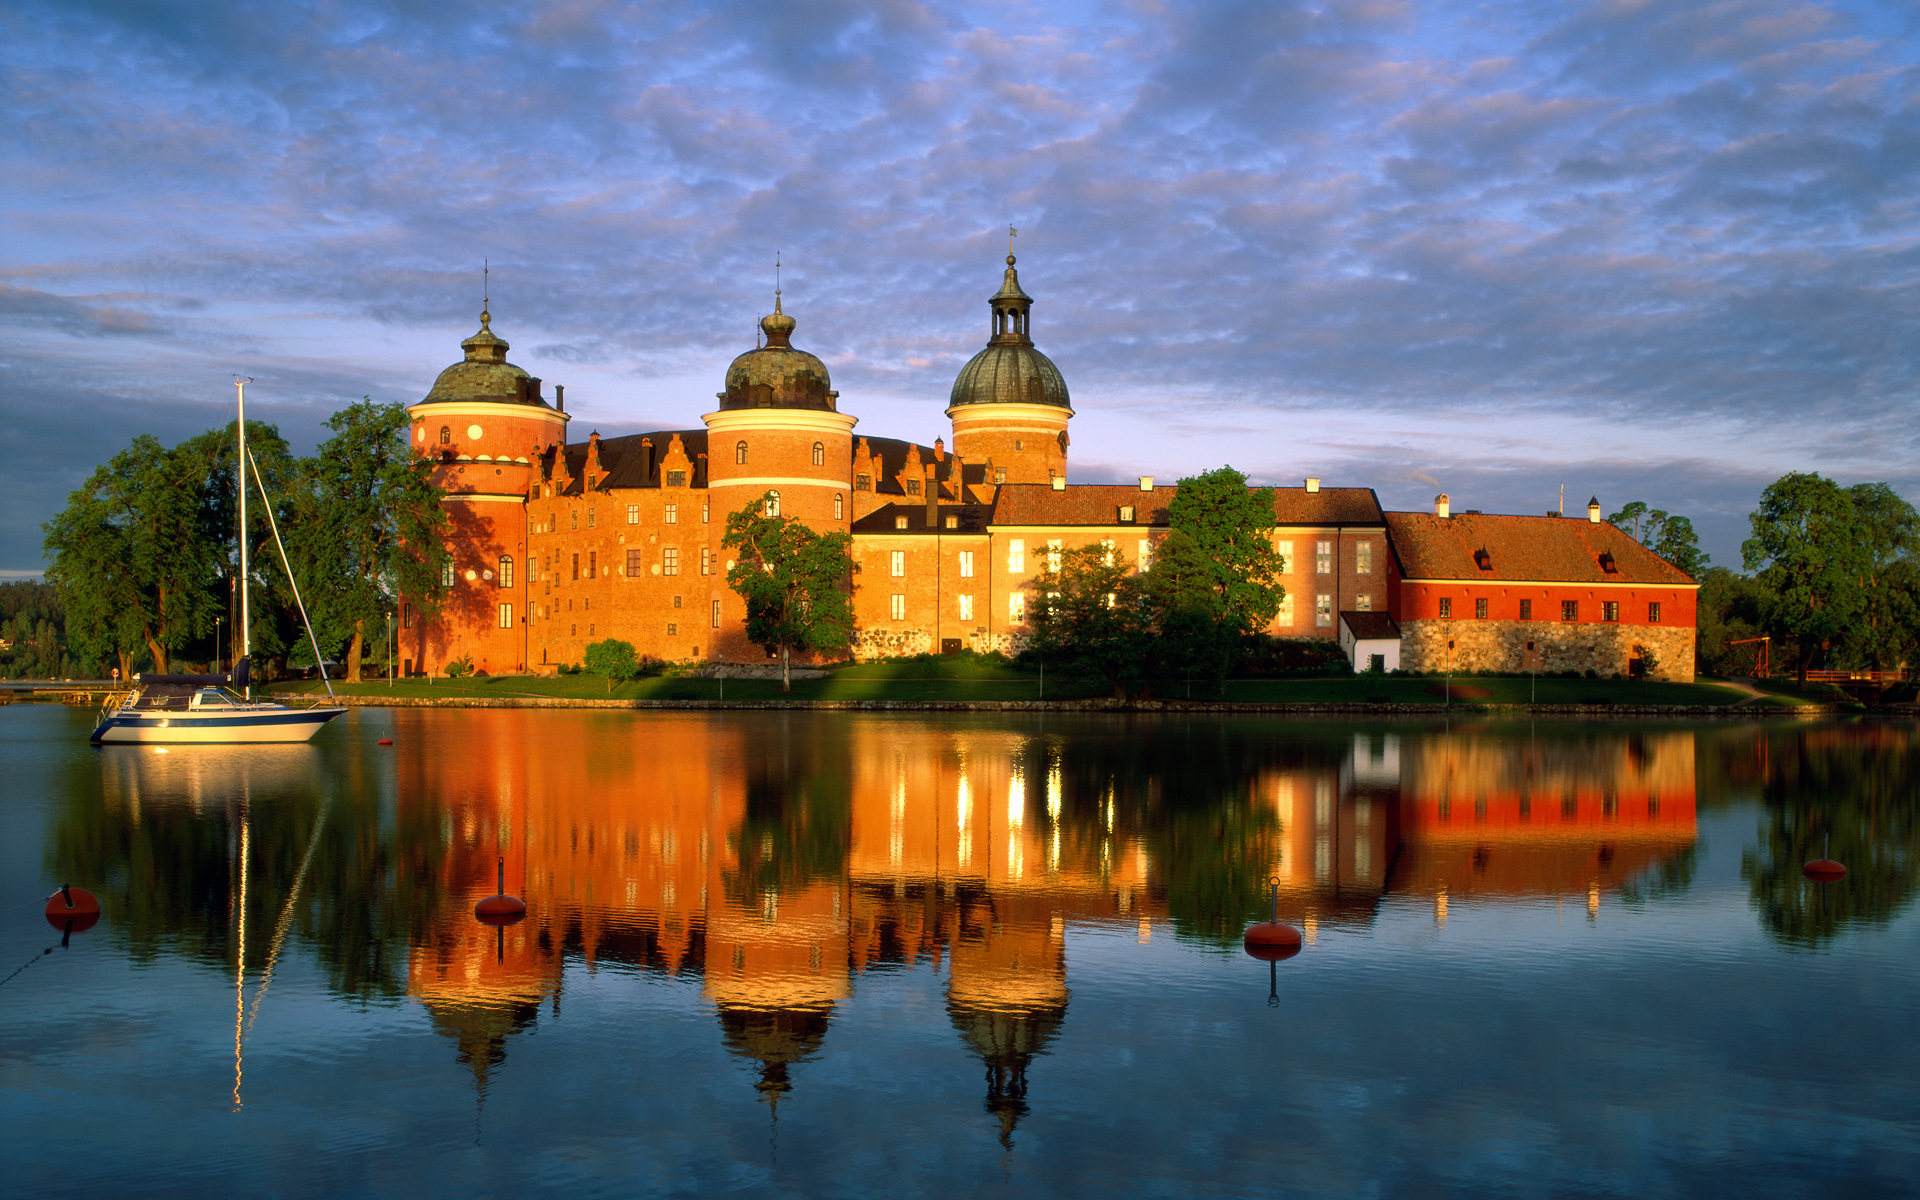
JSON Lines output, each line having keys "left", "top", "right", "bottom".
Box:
{"left": 991, "top": 484, "right": 1383, "bottom": 527}
{"left": 1384, "top": 511, "right": 1696, "bottom": 585}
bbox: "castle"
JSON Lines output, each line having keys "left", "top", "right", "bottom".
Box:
{"left": 400, "top": 256, "right": 1697, "bottom": 680}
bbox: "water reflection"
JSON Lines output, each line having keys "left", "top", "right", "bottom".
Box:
{"left": 42, "top": 714, "right": 1920, "bottom": 1135}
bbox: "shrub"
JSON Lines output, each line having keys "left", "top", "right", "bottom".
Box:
{"left": 444, "top": 654, "right": 475, "bottom": 679}
{"left": 584, "top": 638, "right": 641, "bottom": 691}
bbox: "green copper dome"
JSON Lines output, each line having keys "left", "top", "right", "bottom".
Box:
{"left": 423, "top": 307, "right": 545, "bottom": 405}
{"left": 719, "top": 296, "right": 839, "bottom": 411}
{"left": 948, "top": 256, "right": 1071, "bottom": 411}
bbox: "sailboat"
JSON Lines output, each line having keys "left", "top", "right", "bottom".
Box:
{"left": 90, "top": 379, "right": 347, "bottom": 744}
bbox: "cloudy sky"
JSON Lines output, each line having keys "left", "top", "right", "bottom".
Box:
{"left": 5, "top": 0, "right": 1917, "bottom": 577}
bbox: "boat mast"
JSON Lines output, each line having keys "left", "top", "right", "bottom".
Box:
{"left": 235, "top": 376, "right": 253, "bottom": 699}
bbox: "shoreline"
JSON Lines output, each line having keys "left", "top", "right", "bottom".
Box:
{"left": 269, "top": 691, "right": 1864, "bottom": 718}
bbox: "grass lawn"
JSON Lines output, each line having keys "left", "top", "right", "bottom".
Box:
{"left": 276, "top": 666, "right": 1769, "bottom": 707}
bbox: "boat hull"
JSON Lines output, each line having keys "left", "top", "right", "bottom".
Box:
{"left": 89, "top": 707, "right": 347, "bottom": 744}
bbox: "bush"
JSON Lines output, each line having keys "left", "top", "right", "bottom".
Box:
{"left": 444, "top": 654, "right": 475, "bottom": 679}
{"left": 584, "top": 639, "right": 641, "bottom": 691}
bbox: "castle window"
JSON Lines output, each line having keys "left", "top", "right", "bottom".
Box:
{"left": 1475, "top": 597, "right": 1488, "bottom": 619}
{"left": 1316, "top": 540, "right": 1332, "bottom": 574}
{"left": 812, "top": 442, "right": 824, "bottom": 467}
{"left": 890, "top": 595, "right": 906, "bottom": 620}
{"left": 499, "top": 556, "right": 513, "bottom": 589}
{"left": 994, "top": 469, "right": 1007, "bottom": 484}
{"left": 945, "top": 515, "right": 957, "bottom": 530}
{"left": 1649, "top": 601, "right": 1662, "bottom": 623}
{"left": 588, "top": 508, "right": 596, "bottom": 528}
{"left": 440, "top": 561, "right": 455, "bottom": 588}
{"left": 1519, "top": 599, "right": 1533, "bottom": 620}
{"left": 1120, "top": 506, "right": 1134, "bottom": 523}
{"left": 855, "top": 474, "right": 871, "bottom": 491}
{"left": 1357, "top": 542, "right": 1373, "bottom": 574}
{"left": 673, "top": 595, "right": 682, "bottom": 609}
{"left": 702, "top": 500, "right": 709, "bottom": 523}
{"left": 895, "top": 516, "right": 908, "bottom": 530}
{"left": 890, "top": 551, "right": 906, "bottom": 578}
{"left": 1356, "top": 595, "right": 1372, "bottom": 612}
{"left": 663, "top": 547, "right": 679, "bottom": 576}
{"left": 439, "top": 426, "right": 450, "bottom": 445}
{"left": 665, "top": 504, "right": 678, "bottom": 525}
{"left": 1009, "top": 593, "right": 1025, "bottom": 623}
{"left": 1008, "top": 539, "right": 1024, "bottom": 572}
{"left": 834, "top": 494, "right": 844, "bottom": 520}
{"left": 571, "top": 553, "right": 579, "bottom": 581}
{"left": 1439, "top": 597, "right": 1452, "bottom": 619}
{"left": 1047, "top": 540, "right": 1062, "bottom": 572}
{"left": 667, "top": 470, "right": 686, "bottom": 487}
{"left": 1277, "top": 594, "right": 1295, "bottom": 625}
{"left": 735, "top": 441, "right": 748, "bottom": 465}
{"left": 626, "top": 549, "right": 642, "bottom": 577}
{"left": 402, "top": 604, "right": 412, "bottom": 629}
{"left": 764, "top": 491, "right": 780, "bottom": 517}
{"left": 571, "top": 510, "right": 578, "bottom": 530}
{"left": 959, "top": 551, "right": 974, "bottom": 579}
{"left": 712, "top": 600, "right": 721, "bottom": 628}
{"left": 905, "top": 479, "right": 921, "bottom": 496}
{"left": 1139, "top": 539, "right": 1152, "bottom": 570}
{"left": 1316, "top": 594, "right": 1332, "bottom": 627}
{"left": 627, "top": 505, "right": 638, "bottom": 525}
{"left": 701, "top": 547, "right": 712, "bottom": 575}
{"left": 1015, "top": 440, "right": 1024, "bottom": 451}
{"left": 667, "top": 623, "right": 677, "bottom": 636}
{"left": 498, "top": 603, "right": 513, "bottom": 629}
{"left": 1602, "top": 600, "right": 1620, "bottom": 622}
{"left": 588, "top": 551, "right": 597, "bottom": 578}
{"left": 1562, "top": 600, "right": 1579, "bottom": 621}
{"left": 958, "top": 594, "right": 974, "bottom": 621}
{"left": 1102, "top": 539, "right": 1114, "bottom": 567}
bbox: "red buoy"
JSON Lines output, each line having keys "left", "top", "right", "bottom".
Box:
{"left": 474, "top": 859, "right": 527, "bottom": 926}
{"left": 1244, "top": 921, "right": 1303, "bottom": 961}
{"left": 45, "top": 885, "right": 102, "bottom": 934}
{"left": 1803, "top": 858, "right": 1847, "bottom": 883}
{"left": 378, "top": 738, "right": 393, "bottom": 746}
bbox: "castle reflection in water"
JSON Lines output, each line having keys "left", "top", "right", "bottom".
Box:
{"left": 92, "top": 714, "right": 1699, "bottom": 1139}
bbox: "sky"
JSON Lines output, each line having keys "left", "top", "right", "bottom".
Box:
{"left": 5, "top": 0, "right": 1919, "bottom": 578}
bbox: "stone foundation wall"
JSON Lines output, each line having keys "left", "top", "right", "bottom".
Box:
{"left": 1400, "top": 619, "right": 1695, "bottom": 682}
{"left": 852, "top": 626, "right": 1030, "bottom": 661}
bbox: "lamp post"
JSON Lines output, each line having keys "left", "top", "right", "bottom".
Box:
{"left": 387, "top": 611, "right": 395, "bottom": 688}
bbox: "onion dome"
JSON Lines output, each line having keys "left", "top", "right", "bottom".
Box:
{"left": 949, "top": 255, "right": 1071, "bottom": 411}
{"left": 718, "top": 294, "right": 839, "bottom": 411}
{"left": 423, "top": 305, "right": 547, "bottom": 405}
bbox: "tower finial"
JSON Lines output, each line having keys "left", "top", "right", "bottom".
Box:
{"left": 774, "top": 251, "right": 782, "bottom": 315}
{"left": 1008, "top": 224, "right": 1018, "bottom": 265}
{"left": 481, "top": 259, "right": 491, "bottom": 330}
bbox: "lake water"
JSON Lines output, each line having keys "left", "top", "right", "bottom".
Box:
{"left": 2, "top": 704, "right": 1916, "bottom": 1198}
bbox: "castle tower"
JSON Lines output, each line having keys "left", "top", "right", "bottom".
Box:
{"left": 404, "top": 304, "right": 568, "bottom": 675}
{"left": 947, "top": 255, "right": 1073, "bottom": 485}
{"left": 702, "top": 295, "right": 858, "bottom": 661}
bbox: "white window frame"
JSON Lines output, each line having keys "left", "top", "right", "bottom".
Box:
{"left": 1315, "top": 593, "right": 1333, "bottom": 627}
{"left": 889, "top": 594, "right": 906, "bottom": 620}
{"left": 1316, "top": 540, "right": 1332, "bottom": 574}
{"left": 958, "top": 551, "right": 974, "bottom": 578}
{"left": 1047, "top": 539, "right": 1062, "bottom": 572}
{"left": 662, "top": 547, "right": 680, "bottom": 576}
{"left": 1009, "top": 593, "right": 1026, "bottom": 623}
{"left": 890, "top": 550, "right": 906, "bottom": 577}
{"left": 1356, "top": 541, "right": 1372, "bottom": 574}
{"left": 497, "top": 603, "right": 513, "bottom": 629}
{"left": 1008, "top": 539, "right": 1024, "bottom": 572}
{"left": 958, "top": 594, "right": 974, "bottom": 621}
{"left": 664, "top": 504, "right": 677, "bottom": 525}
{"left": 626, "top": 504, "right": 639, "bottom": 525}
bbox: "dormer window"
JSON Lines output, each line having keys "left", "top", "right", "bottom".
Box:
{"left": 905, "top": 479, "right": 921, "bottom": 496}
{"left": 1120, "top": 506, "right": 1135, "bottom": 523}
{"left": 895, "top": 515, "right": 909, "bottom": 530}
{"left": 1474, "top": 549, "right": 1492, "bottom": 571}
{"left": 1599, "top": 552, "right": 1619, "bottom": 574}
{"left": 855, "top": 474, "right": 871, "bottom": 491}
{"left": 666, "top": 469, "right": 686, "bottom": 487}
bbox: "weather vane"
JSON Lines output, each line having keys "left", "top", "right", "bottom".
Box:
{"left": 775, "top": 250, "right": 781, "bottom": 302}
{"left": 1008, "top": 224, "right": 1018, "bottom": 257}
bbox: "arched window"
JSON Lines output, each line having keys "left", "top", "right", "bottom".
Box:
{"left": 498, "top": 556, "right": 514, "bottom": 589}
{"left": 439, "top": 560, "right": 455, "bottom": 588}
{"left": 812, "top": 441, "right": 824, "bottom": 467}
{"left": 764, "top": 490, "right": 780, "bottom": 517}
{"left": 438, "top": 426, "right": 451, "bottom": 445}
{"left": 735, "top": 440, "right": 748, "bottom": 465}
{"left": 833, "top": 493, "right": 843, "bottom": 520}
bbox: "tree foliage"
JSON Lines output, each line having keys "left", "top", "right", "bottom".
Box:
{"left": 1027, "top": 542, "right": 1153, "bottom": 698}
{"left": 1151, "top": 466, "right": 1287, "bottom": 631}
{"left": 1606, "top": 500, "right": 1709, "bottom": 578}
{"left": 1742, "top": 472, "right": 1870, "bottom": 683}
{"left": 583, "top": 638, "right": 640, "bottom": 691}
{"left": 721, "top": 492, "right": 854, "bottom": 692}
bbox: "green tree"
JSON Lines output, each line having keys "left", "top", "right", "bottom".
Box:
{"left": 1606, "top": 500, "right": 1709, "bottom": 578}
{"left": 43, "top": 434, "right": 226, "bottom": 676}
{"left": 293, "top": 400, "right": 449, "bottom": 682}
{"left": 177, "top": 420, "right": 301, "bottom": 676}
{"left": 1027, "top": 542, "right": 1153, "bottom": 698}
{"left": 722, "top": 491, "right": 854, "bottom": 692}
{"left": 1840, "top": 482, "right": 1920, "bottom": 670}
{"left": 583, "top": 638, "right": 640, "bottom": 691}
{"left": 1742, "top": 472, "right": 1866, "bottom": 686}
{"left": 1694, "top": 566, "right": 1767, "bottom": 676}
{"left": 1150, "top": 466, "right": 1287, "bottom": 631}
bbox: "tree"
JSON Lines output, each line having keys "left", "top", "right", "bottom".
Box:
{"left": 1840, "top": 482, "right": 1920, "bottom": 670}
{"left": 293, "top": 400, "right": 450, "bottom": 681}
{"left": 1150, "top": 466, "right": 1287, "bottom": 631}
{"left": 43, "top": 434, "right": 225, "bottom": 676}
{"left": 583, "top": 638, "right": 640, "bottom": 691}
{"left": 1742, "top": 472, "right": 1867, "bottom": 685}
{"left": 721, "top": 491, "right": 854, "bottom": 692}
{"left": 1027, "top": 542, "right": 1153, "bottom": 698}
{"left": 177, "top": 420, "right": 301, "bottom": 676}
{"left": 1606, "top": 500, "right": 1709, "bottom": 578}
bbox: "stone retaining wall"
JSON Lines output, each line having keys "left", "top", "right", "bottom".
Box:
{"left": 1400, "top": 618, "right": 1696, "bottom": 682}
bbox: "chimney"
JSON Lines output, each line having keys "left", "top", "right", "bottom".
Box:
{"left": 1051, "top": 475, "right": 1066, "bottom": 491}
{"left": 1139, "top": 476, "right": 1154, "bottom": 492}
{"left": 555, "top": 384, "right": 565, "bottom": 412}
{"left": 1587, "top": 496, "right": 1602, "bottom": 524}
{"left": 1435, "top": 493, "right": 1451, "bottom": 519}
{"left": 640, "top": 437, "right": 655, "bottom": 483}
{"left": 926, "top": 467, "right": 940, "bottom": 522}
{"left": 933, "top": 438, "right": 945, "bottom": 462}
{"left": 1305, "top": 477, "right": 1320, "bottom": 493}
{"left": 528, "top": 376, "right": 542, "bottom": 403}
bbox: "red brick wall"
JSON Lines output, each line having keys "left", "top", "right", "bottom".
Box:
{"left": 1396, "top": 581, "right": 1697, "bottom": 629}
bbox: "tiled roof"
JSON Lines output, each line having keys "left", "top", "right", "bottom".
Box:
{"left": 1340, "top": 611, "right": 1402, "bottom": 640}
{"left": 1384, "top": 511, "right": 1697, "bottom": 585}
{"left": 989, "top": 483, "right": 1384, "bottom": 528}
{"left": 850, "top": 503, "right": 993, "bottom": 535}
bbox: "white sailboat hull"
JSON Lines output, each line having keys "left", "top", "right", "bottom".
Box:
{"left": 90, "top": 705, "right": 346, "bottom": 744}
